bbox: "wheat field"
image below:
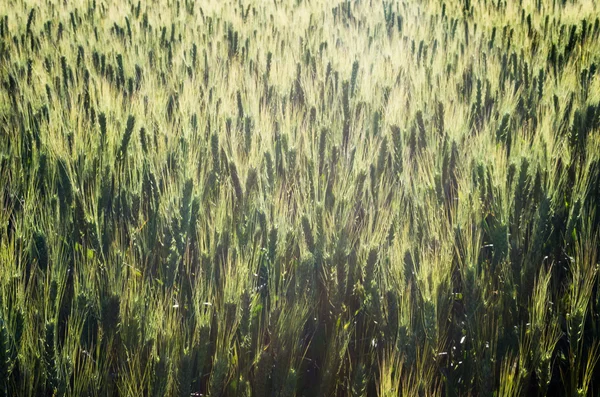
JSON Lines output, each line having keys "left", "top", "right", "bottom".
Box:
{"left": 1, "top": 0, "right": 600, "bottom": 395}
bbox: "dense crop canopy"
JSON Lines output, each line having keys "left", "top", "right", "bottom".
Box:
{"left": 1, "top": 0, "right": 600, "bottom": 395}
